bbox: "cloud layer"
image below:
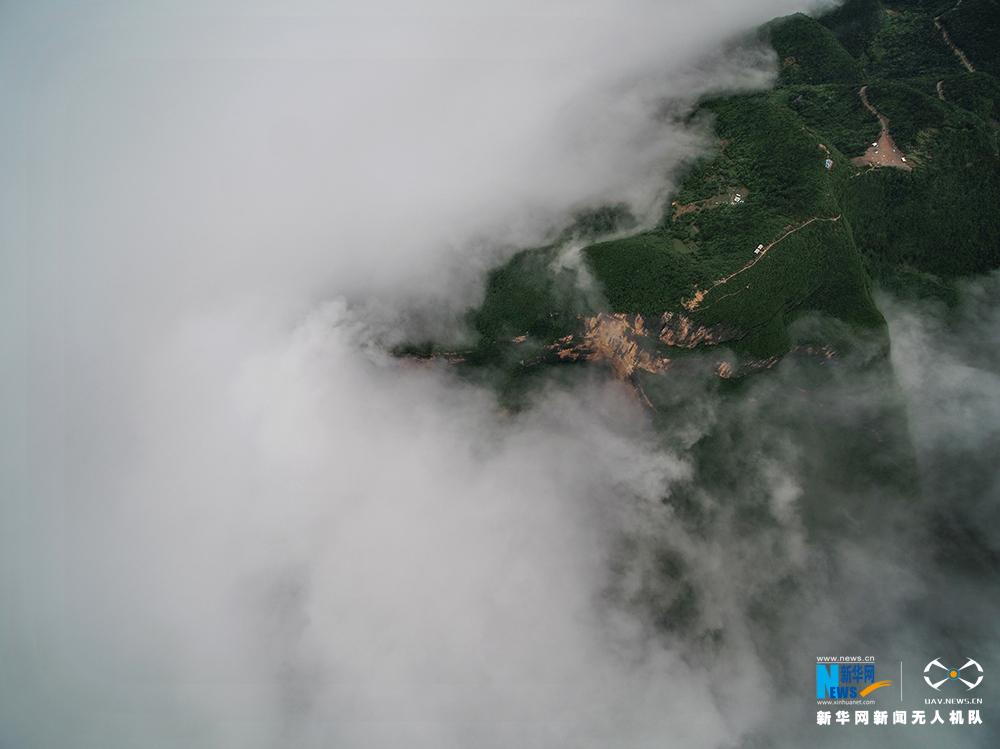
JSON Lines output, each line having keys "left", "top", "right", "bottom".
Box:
{"left": 4, "top": 1, "right": 999, "bottom": 748}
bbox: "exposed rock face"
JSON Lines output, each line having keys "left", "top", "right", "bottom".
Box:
{"left": 540, "top": 311, "right": 739, "bottom": 380}
{"left": 656, "top": 312, "right": 739, "bottom": 348}
{"left": 715, "top": 357, "right": 779, "bottom": 379}
{"left": 713, "top": 344, "right": 836, "bottom": 378}
{"left": 399, "top": 314, "right": 838, "bottom": 398}
{"left": 544, "top": 313, "right": 670, "bottom": 380}
{"left": 792, "top": 344, "right": 836, "bottom": 362}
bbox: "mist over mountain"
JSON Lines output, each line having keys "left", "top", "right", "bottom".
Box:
{"left": 2, "top": 1, "right": 998, "bottom": 748}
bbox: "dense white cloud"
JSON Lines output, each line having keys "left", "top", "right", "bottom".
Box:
{"left": 8, "top": 1, "right": 999, "bottom": 748}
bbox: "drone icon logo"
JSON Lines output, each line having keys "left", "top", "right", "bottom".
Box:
{"left": 924, "top": 658, "right": 984, "bottom": 690}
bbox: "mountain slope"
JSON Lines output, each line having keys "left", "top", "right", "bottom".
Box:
{"left": 400, "top": 0, "right": 1000, "bottom": 401}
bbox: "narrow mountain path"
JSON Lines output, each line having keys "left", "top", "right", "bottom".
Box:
{"left": 934, "top": 15, "right": 975, "bottom": 72}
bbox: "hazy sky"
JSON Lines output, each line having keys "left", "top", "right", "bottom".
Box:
{"left": 3, "top": 1, "right": 998, "bottom": 748}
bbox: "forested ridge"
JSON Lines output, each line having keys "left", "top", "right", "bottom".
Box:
{"left": 400, "top": 0, "right": 1000, "bottom": 386}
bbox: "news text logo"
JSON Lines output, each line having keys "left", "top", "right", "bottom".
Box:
{"left": 817, "top": 658, "right": 891, "bottom": 700}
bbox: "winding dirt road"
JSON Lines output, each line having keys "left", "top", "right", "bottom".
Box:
{"left": 683, "top": 215, "right": 841, "bottom": 312}
{"left": 935, "top": 16, "right": 975, "bottom": 72}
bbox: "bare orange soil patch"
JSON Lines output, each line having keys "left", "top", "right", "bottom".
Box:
{"left": 851, "top": 86, "right": 912, "bottom": 171}
{"left": 540, "top": 311, "right": 739, "bottom": 379}
{"left": 404, "top": 323, "right": 839, "bottom": 412}
{"left": 852, "top": 132, "right": 910, "bottom": 169}
{"left": 531, "top": 315, "right": 839, "bottom": 403}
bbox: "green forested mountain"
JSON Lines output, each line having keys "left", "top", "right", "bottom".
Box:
{"left": 401, "top": 0, "right": 1000, "bottom": 399}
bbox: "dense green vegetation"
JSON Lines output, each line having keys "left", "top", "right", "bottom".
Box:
{"left": 817, "top": 0, "right": 886, "bottom": 58}
{"left": 941, "top": 0, "right": 1000, "bottom": 77}
{"left": 583, "top": 234, "right": 699, "bottom": 316}
{"left": 938, "top": 72, "right": 1000, "bottom": 125}
{"left": 785, "top": 84, "right": 882, "bottom": 157}
{"left": 580, "top": 92, "right": 846, "bottom": 332}
{"left": 839, "top": 133, "right": 1000, "bottom": 278}
{"left": 562, "top": 204, "right": 638, "bottom": 241}
{"left": 401, "top": 0, "right": 1000, "bottom": 384}
{"left": 472, "top": 246, "right": 598, "bottom": 345}
{"left": 768, "top": 14, "right": 865, "bottom": 86}
{"left": 692, "top": 220, "right": 883, "bottom": 357}
{"left": 573, "top": 84, "right": 894, "bottom": 358}
{"left": 865, "top": 80, "right": 952, "bottom": 149}
{"left": 865, "top": 7, "right": 963, "bottom": 79}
